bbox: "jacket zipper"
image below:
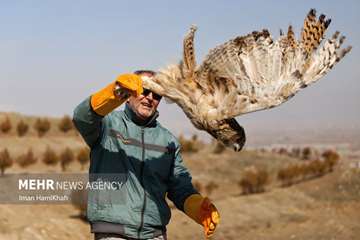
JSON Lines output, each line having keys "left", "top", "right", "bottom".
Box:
{"left": 137, "top": 127, "right": 146, "bottom": 239}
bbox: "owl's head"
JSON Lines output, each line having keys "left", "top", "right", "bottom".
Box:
{"left": 208, "top": 118, "right": 246, "bottom": 151}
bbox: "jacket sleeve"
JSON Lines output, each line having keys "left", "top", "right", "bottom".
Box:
{"left": 167, "top": 142, "right": 198, "bottom": 211}
{"left": 72, "top": 96, "right": 104, "bottom": 148}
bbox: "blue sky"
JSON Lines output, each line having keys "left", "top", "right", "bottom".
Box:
{"left": 1, "top": 1, "right": 359, "bottom": 136}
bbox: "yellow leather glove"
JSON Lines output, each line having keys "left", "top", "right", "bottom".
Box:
{"left": 90, "top": 73, "right": 143, "bottom": 116}
{"left": 184, "top": 194, "right": 220, "bottom": 238}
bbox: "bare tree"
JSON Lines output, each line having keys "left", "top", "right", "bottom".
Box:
{"left": 60, "top": 147, "right": 74, "bottom": 171}
{"left": 0, "top": 148, "right": 13, "bottom": 176}
{"left": 16, "top": 120, "right": 29, "bottom": 137}
{"left": 34, "top": 118, "right": 51, "bottom": 137}
{"left": 17, "top": 148, "right": 37, "bottom": 168}
{"left": 0, "top": 116, "right": 12, "bottom": 134}
{"left": 77, "top": 147, "right": 90, "bottom": 170}
{"left": 42, "top": 146, "right": 59, "bottom": 166}
{"left": 58, "top": 115, "right": 73, "bottom": 133}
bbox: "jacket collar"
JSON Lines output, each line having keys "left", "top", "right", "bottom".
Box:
{"left": 124, "top": 103, "right": 159, "bottom": 127}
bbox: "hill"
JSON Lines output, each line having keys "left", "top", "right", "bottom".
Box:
{"left": 0, "top": 112, "right": 359, "bottom": 239}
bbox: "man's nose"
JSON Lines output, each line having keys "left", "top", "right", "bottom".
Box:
{"left": 145, "top": 92, "right": 154, "bottom": 100}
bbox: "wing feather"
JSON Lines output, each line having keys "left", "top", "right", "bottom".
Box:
{"left": 194, "top": 10, "right": 351, "bottom": 120}
{"left": 142, "top": 9, "right": 351, "bottom": 125}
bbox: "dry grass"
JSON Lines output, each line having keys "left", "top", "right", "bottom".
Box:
{"left": 0, "top": 124, "right": 358, "bottom": 240}
{"left": 178, "top": 134, "right": 201, "bottom": 153}
{"left": 212, "top": 140, "right": 226, "bottom": 154}
{"left": 0, "top": 112, "right": 359, "bottom": 240}
{"left": 205, "top": 181, "right": 219, "bottom": 196}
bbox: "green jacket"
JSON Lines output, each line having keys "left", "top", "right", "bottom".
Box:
{"left": 72, "top": 97, "right": 197, "bottom": 239}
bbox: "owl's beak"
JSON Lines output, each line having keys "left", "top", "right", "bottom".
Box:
{"left": 233, "top": 143, "right": 242, "bottom": 152}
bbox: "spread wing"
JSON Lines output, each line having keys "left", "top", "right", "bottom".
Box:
{"left": 193, "top": 9, "right": 351, "bottom": 120}
{"left": 142, "top": 9, "right": 351, "bottom": 124}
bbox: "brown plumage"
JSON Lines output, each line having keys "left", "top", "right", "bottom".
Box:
{"left": 142, "top": 9, "right": 352, "bottom": 151}
{"left": 301, "top": 9, "right": 331, "bottom": 55}
{"left": 183, "top": 25, "right": 197, "bottom": 79}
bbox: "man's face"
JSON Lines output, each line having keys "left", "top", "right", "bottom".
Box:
{"left": 127, "top": 74, "right": 161, "bottom": 120}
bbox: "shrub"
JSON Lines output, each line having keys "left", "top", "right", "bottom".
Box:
{"left": 17, "top": 148, "right": 37, "bottom": 168}
{"left": 308, "top": 159, "right": 327, "bottom": 177}
{"left": 239, "top": 166, "right": 258, "bottom": 194}
{"left": 256, "top": 168, "right": 269, "bottom": 191}
{"left": 16, "top": 120, "right": 29, "bottom": 137}
{"left": 278, "top": 153, "right": 339, "bottom": 187}
{"left": 300, "top": 162, "right": 312, "bottom": 180}
{"left": 290, "top": 147, "right": 301, "bottom": 158}
{"left": 77, "top": 147, "right": 90, "bottom": 170}
{"left": 239, "top": 166, "right": 269, "bottom": 194}
{"left": 297, "top": 163, "right": 308, "bottom": 180}
{"left": 290, "top": 164, "right": 302, "bottom": 181}
{"left": 0, "top": 116, "right": 12, "bottom": 134}
{"left": 0, "top": 148, "right": 13, "bottom": 176}
{"left": 278, "top": 147, "right": 288, "bottom": 155}
{"left": 277, "top": 164, "right": 301, "bottom": 186}
{"left": 60, "top": 147, "right": 74, "bottom": 171}
{"left": 301, "top": 147, "right": 312, "bottom": 160}
{"left": 322, "top": 149, "right": 340, "bottom": 172}
{"left": 34, "top": 118, "right": 51, "bottom": 137}
{"left": 307, "top": 159, "right": 319, "bottom": 176}
{"left": 42, "top": 146, "right": 59, "bottom": 166}
{"left": 277, "top": 168, "right": 289, "bottom": 187}
{"left": 58, "top": 115, "right": 73, "bottom": 133}
{"left": 318, "top": 159, "right": 327, "bottom": 176}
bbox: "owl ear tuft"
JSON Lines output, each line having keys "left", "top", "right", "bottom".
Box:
{"left": 183, "top": 25, "right": 198, "bottom": 78}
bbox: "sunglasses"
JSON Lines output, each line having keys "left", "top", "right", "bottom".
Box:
{"left": 142, "top": 88, "right": 162, "bottom": 101}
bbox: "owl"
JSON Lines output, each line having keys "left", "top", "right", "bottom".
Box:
{"left": 142, "top": 9, "right": 352, "bottom": 151}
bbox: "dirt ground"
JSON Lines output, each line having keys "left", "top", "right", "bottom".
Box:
{"left": 0, "top": 162, "right": 359, "bottom": 240}
{"left": 0, "top": 113, "right": 359, "bottom": 240}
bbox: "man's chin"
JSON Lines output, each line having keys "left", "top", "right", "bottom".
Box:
{"left": 138, "top": 110, "right": 154, "bottom": 120}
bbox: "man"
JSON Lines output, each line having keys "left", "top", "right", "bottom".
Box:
{"left": 73, "top": 71, "right": 219, "bottom": 240}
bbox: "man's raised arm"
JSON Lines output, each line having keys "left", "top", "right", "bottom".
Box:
{"left": 72, "top": 74, "right": 143, "bottom": 147}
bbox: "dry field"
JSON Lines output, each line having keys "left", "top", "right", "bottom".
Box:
{"left": 0, "top": 112, "right": 359, "bottom": 240}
